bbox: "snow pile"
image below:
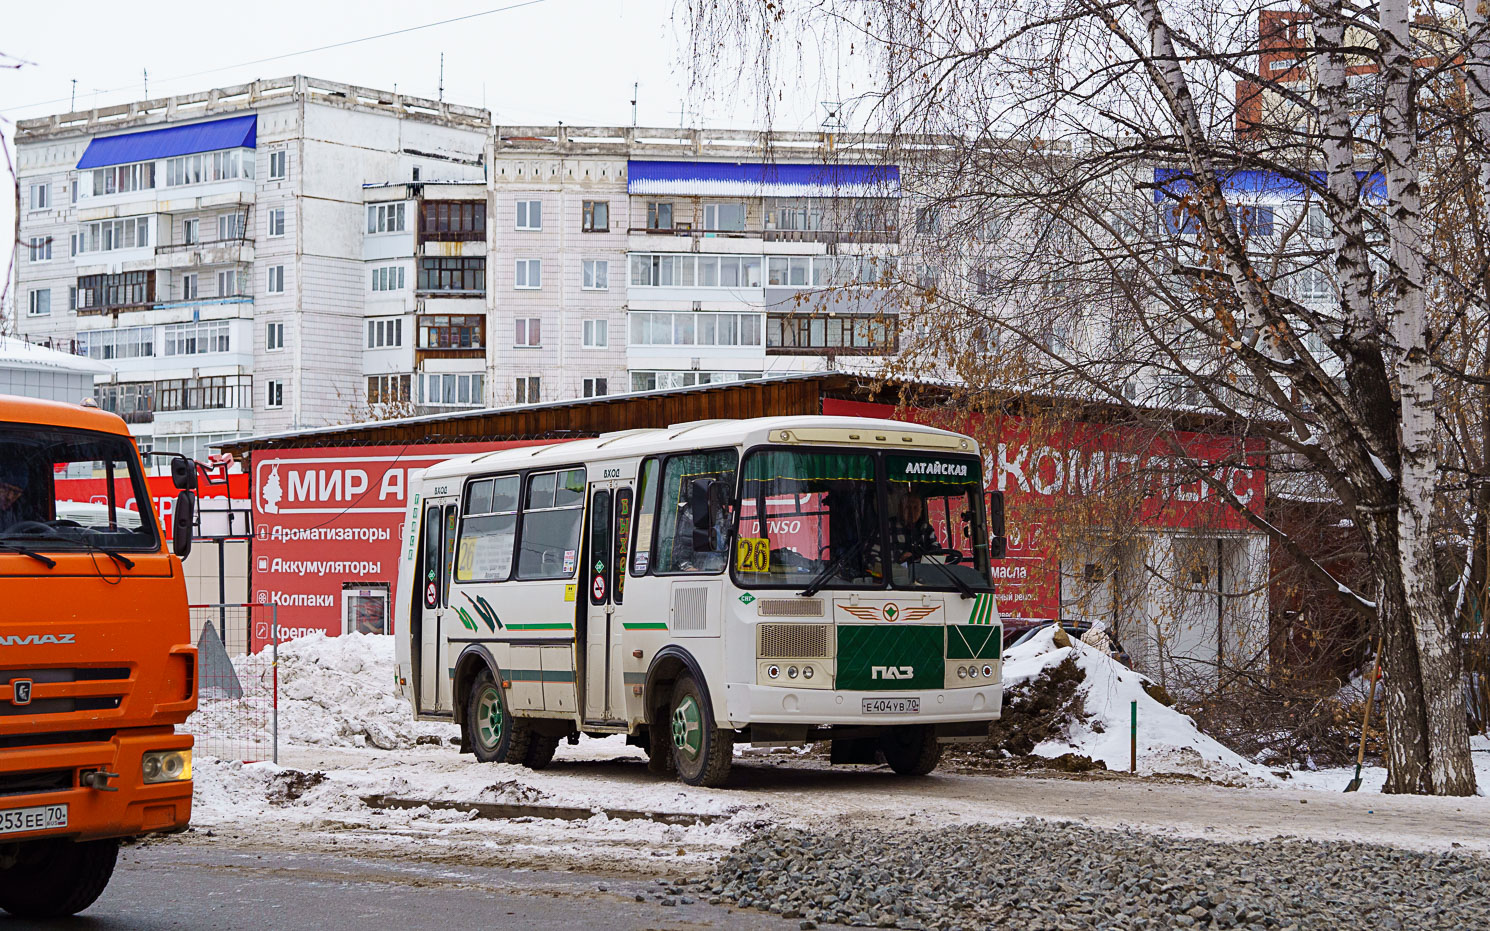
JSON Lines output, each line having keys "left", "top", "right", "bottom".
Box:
{"left": 190, "top": 632, "right": 454, "bottom": 754}
{"left": 1002, "top": 627, "right": 1276, "bottom": 785}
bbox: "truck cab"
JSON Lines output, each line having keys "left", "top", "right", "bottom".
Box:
{"left": 0, "top": 395, "right": 197, "bottom": 919}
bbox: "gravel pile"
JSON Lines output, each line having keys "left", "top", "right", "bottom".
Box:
{"left": 690, "top": 820, "right": 1489, "bottom": 930}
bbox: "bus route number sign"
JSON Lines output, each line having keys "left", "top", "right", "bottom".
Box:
{"left": 736, "top": 537, "right": 770, "bottom": 573}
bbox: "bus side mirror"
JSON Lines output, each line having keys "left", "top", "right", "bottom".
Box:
{"left": 173, "top": 491, "right": 195, "bottom": 559}
{"left": 171, "top": 456, "right": 198, "bottom": 492}
{"left": 987, "top": 490, "right": 1007, "bottom": 560}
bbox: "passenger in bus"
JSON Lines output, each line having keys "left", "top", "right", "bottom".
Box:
{"left": 673, "top": 478, "right": 731, "bottom": 571}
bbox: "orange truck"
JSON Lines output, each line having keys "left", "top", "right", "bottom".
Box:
{"left": 0, "top": 395, "right": 198, "bottom": 919}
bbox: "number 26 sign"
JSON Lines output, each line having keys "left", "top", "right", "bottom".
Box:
{"left": 735, "top": 536, "right": 770, "bottom": 572}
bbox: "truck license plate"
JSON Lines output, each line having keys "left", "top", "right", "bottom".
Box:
{"left": 0, "top": 804, "right": 68, "bottom": 836}
{"left": 862, "top": 697, "right": 920, "bottom": 714}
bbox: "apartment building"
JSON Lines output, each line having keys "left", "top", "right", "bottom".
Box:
{"left": 12, "top": 76, "right": 489, "bottom": 457}
{"left": 13, "top": 78, "right": 912, "bottom": 438}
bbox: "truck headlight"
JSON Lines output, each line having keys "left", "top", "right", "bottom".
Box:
{"left": 142, "top": 750, "right": 192, "bottom": 784}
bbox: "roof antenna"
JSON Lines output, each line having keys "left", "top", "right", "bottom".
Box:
{"left": 142, "top": 68, "right": 149, "bottom": 99}
{"left": 70, "top": 79, "right": 76, "bottom": 111}
{"left": 631, "top": 82, "right": 638, "bottom": 127}
{"left": 438, "top": 53, "right": 444, "bottom": 103}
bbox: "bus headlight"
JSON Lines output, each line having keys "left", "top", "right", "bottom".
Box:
{"left": 142, "top": 750, "right": 192, "bottom": 784}
{"left": 787, "top": 666, "right": 799, "bottom": 679}
{"left": 968, "top": 665, "right": 979, "bottom": 678}
{"left": 957, "top": 666, "right": 967, "bottom": 679}
{"left": 802, "top": 665, "right": 813, "bottom": 680}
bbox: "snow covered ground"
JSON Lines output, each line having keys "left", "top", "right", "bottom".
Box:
{"left": 181, "top": 630, "right": 1490, "bottom": 872}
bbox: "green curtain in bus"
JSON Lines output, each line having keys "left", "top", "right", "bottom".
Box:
{"left": 742, "top": 450, "right": 875, "bottom": 486}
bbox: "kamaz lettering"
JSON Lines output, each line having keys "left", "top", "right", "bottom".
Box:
{"left": 0, "top": 633, "right": 76, "bottom": 646}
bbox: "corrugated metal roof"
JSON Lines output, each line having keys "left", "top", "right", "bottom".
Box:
{"left": 627, "top": 160, "right": 899, "bottom": 197}
{"left": 77, "top": 114, "right": 257, "bottom": 170}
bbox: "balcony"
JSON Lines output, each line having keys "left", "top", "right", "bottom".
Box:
{"left": 76, "top": 271, "right": 156, "bottom": 316}
{"left": 627, "top": 225, "right": 899, "bottom": 246}
{"left": 155, "top": 237, "right": 255, "bottom": 269}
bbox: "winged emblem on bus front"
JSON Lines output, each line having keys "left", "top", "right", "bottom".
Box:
{"left": 839, "top": 605, "right": 941, "bottom": 623}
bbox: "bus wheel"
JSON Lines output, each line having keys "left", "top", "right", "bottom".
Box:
{"left": 0, "top": 838, "right": 119, "bottom": 918}
{"left": 879, "top": 725, "right": 942, "bottom": 776}
{"left": 646, "top": 724, "right": 677, "bottom": 775}
{"left": 669, "top": 675, "right": 733, "bottom": 787}
{"left": 465, "top": 670, "right": 532, "bottom": 764}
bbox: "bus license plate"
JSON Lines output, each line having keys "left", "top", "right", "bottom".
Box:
{"left": 862, "top": 698, "right": 920, "bottom": 714}
{"left": 0, "top": 804, "right": 68, "bottom": 836}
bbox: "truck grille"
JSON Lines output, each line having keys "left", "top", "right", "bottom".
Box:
{"left": 758, "top": 623, "right": 833, "bottom": 659}
{"left": 0, "top": 668, "right": 131, "bottom": 717}
{"left": 0, "top": 769, "right": 73, "bottom": 798}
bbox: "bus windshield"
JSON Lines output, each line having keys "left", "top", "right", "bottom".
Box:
{"left": 0, "top": 425, "right": 159, "bottom": 552}
{"left": 734, "top": 447, "right": 991, "bottom": 593}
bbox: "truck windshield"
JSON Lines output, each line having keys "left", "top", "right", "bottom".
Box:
{"left": 734, "top": 447, "right": 992, "bottom": 593}
{"left": 0, "top": 425, "right": 159, "bottom": 552}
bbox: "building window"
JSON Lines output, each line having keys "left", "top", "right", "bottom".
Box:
{"left": 78, "top": 326, "right": 153, "bottom": 360}
{"left": 628, "top": 311, "right": 764, "bottom": 347}
{"left": 367, "top": 374, "right": 412, "bottom": 405}
{"left": 28, "top": 237, "right": 52, "bottom": 262}
{"left": 515, "top": 376, "right": 540, "bottom": 404}
{"left": 218, "top": 212, "right": 246, "bottom": 241}
{"left": 418, "top": 314, "right": 484, "bottom": 349}
{"left": 366, "top": 318, "right": 403, "bottom": 348}
{"left": 417, "top": 257, "right": 486, "bottom": 294}
{"left": 29, "top": 183, "right": 49, "bottom": 210}
{"left": 68, "top": 286, "right": 77, "bottom": 311}
{"left": 267, "top": 321, "right": 286, "bottom": 352}
{"left": 582, "top": 200, "right": 609, "bottom": 232}
{"left": 267, "top": 265, "right": 286, "bottom": 294}
{"left": 516, "top": 199, "right": 542, "bottom": 231}
{"left": 418, "top": 372, "right": 484, "bottom": 407}
{"left": 155, "top": 375, "right": 252, "bottom": 412}
{"left": 1306, "top": 204, "right": 1331, "bottom": 239}
{"left": 70, "top": 177, "right": 79, "bottom": 204}
{"left": 582, "top": 259, "right": 608, "bottom": 290}
{"left": 268, "top": 150, "right": 287, "bottom": 181}
{"left": 266, "top": 380, "right": 284, "bottom": 409}
{"left": 77, "top": 271, "right": 155, "bottom": 310}
{"left": 583, "top": 377, "right": 608, "bottom": 398}
{"left": 183, "top": 218, "right": 200, "bottom": 245}
{"left": 217, "top": 270, "right": 240, "bottom": 297}
{"left": 1236, "top": 205, "right": 1274, "bottom": 239}
{"left": 164, "top": 149, "right": 253, "bottom": 186}
{"left": 766, "top": 314, "right": 895, "bottom": 352}
{"left": 163, "top": 320, "right": 231, "bottom": 356}
{"left": 630, "top": 370, "right": 757, "bottom": 392}
{"left": 367, "top": 202, "right": 407, "bottom": 233}
{"left": 514, "top": 259, "right": 541, "bottom": 290}
{"left": 646, "top": 202, "right": 673, "bottom": 230}
{"left": 629, "top": 252, "right": 766, "bottom": 288}
{"left": 77, "top": 217, "right": 149, "bottom": 254}
{"left": 27, "top": 289, "right": 50, "bottom": 317}
{"left": 91, "top": 161, "right": 155, "bottom": 196}
{"left": 94, "top": 382, "right": 155, "bottom": 417}
{"left": 515, "top": 317, "right": 542, "bottom": 347}
{"left": 181, "top": 274, "right": 199, "bottom": 301}
{"left": 371, "top": 265, "right": 406, "bottom": 291}
{"left": 267, "top": 208, "right": 286, "bottom": 238}
{"left": 704, "top": 203, "right": 746, "bottom": 231}
{"left": 419, "top": 201, "right": 486, "bottom": 241}
{"left": 582, "top": 319, "right": 608, "bottom": 349}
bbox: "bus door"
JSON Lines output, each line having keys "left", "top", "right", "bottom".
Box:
{"left": 414, "top": 497, "right": 459, "bottom": 713}
{"left": 583, "top": 482, "right": 633, "bottom": 723}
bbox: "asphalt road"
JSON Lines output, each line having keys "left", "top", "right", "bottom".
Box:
{"left": 2, "top": 839, "right": 799, "bottom": 931}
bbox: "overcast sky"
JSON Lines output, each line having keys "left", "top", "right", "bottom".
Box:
{"left": 1, "top": 0, "right": 854, "bottom": 316}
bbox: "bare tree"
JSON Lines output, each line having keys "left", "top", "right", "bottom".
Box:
{"left": 686, "top": 0, "right": 1490, "bottom": 794}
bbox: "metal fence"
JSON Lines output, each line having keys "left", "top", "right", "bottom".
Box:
{"left": 186, "top": 603, "right": 279, "bottom": 763}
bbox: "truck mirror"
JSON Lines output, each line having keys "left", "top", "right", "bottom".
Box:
{"left": 172, "top": 491, "right": 195, "bottom": 559}
{"left": 171, "top": 456, "right": 198, "bottom": 491}
{"left": 987, "top": 490, "right": 1007, "bottom": 559}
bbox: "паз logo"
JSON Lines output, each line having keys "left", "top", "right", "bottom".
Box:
{"left": 871, "top": 665, "right": 914, "bottom": 680}
{"left": 11, "top": 679, "right": 33, "bottom": 706}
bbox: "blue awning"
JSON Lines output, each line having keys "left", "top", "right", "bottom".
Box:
{"left": 1152, "top": 168, "right": 1386, "bottom": 203}
{"left": 628, "top": 160, "right": 899, "bottom": 197}
{"left": 77, "top": 114, "right": 257, "bottom": 170}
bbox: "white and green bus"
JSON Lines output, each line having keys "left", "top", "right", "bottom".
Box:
{"left": 394, "top": 415, "right": 1005, "bottom": 786}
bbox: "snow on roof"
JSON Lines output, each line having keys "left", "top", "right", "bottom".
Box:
{"left": 0, "top": 336, "right": 112, "bottom": 375}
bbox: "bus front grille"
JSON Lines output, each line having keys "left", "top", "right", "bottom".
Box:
{"left": 758, "top": 623, "right": 833, "bottom": 659}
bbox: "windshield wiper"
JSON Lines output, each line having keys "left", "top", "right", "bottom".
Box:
{"left": 916, "top": 554, "right": 977, "bottom": 600}
{"left": 5, "top": 528, "right": 135, "bottom": 570}
{"left": 800, "top": 538, "right": 867, "bottom": 598}
{"left": 0, "top": 540, "right": 58, "bottom": 569}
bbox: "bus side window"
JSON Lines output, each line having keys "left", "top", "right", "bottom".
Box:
{"left": 630, "top": 458, "right": 659, "bottom": 576}
{"left": 421, "top": 504, "right": 442, "bottom": 610}
{"left": 457, "top": 475, "right": 519, "bottom": 581}
{"left": 655, "top": 450, "right": 738, "bottom": 574}
{"left": 614, "top": 487, "right": 632, "bottom": 602}
{"left": 441, "top": 505, "right": 458, "bottom": 606}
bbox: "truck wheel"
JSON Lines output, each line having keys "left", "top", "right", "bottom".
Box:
{"left": 879, "top": 725, "right": 942, "bottom": 776}
{"left": 669, "top": 675, "right": 733, "bottom": 787}
{"left": 0, "top": 837, "right": 119, "bottom": 918}
{"left": 465, "top": 669, "right": 533, "bottom": 764}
